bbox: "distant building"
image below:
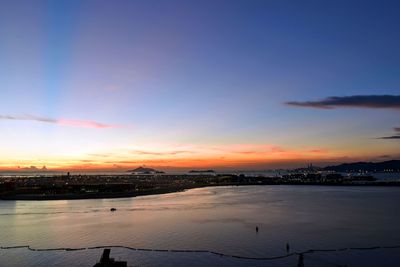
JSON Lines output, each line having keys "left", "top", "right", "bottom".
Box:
{"left": 306, "top": 173, "right": 322, "bottom": 180}
{"left": 188, "top": 170, "right": 216, "bottom": 176}
{"left": 129, "top": 167, "right": 164, "bottom": 175}
{"left": 325, "top": 173, "right": 343, "bottom": 180}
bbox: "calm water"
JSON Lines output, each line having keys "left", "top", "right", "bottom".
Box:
{"left": 1, "top": 185, "right": 400, "bottom": 266}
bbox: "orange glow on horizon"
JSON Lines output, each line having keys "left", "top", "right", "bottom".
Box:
{"left": 0, "top": 142, "right": 377, "bottom": 171}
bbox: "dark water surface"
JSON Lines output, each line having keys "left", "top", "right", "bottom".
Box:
{"left": 1, "top": 185, "right": 400, "bottom": 266}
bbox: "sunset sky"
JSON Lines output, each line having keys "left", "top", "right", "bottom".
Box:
{"left": 0, "top": 0, "right": 399, "bottom": 172}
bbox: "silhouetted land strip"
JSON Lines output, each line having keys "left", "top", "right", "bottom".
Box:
{"left": 323, "top": 160, "right": 400, "bottom": 173}
{"left": 1, "top": 243, "right": 400, "bottom": 261}
{"left": 1, "top": 173, "right": 399, "bottom": 200}
{"left": 1, "top": 187, "right": 193, "bottom": 200}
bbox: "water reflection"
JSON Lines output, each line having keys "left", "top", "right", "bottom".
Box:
{"left": 1, "top": 185, "right": 400, "bottom": 266}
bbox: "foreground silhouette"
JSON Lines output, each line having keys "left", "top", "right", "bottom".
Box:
{"left": 93, "top": 249, "right": 127, "bottom": 267}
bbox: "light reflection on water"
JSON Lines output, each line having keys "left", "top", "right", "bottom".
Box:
{"left": 1, "top": 185, "right": 400, "bottom": 266}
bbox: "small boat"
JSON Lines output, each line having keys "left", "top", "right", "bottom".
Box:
{"left": 110, "top": 208, "right": 117, "bottom": 212}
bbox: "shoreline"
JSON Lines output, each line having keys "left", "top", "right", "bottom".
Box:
{"left": 0, "top": 186, "right": 195, "bottom": 201}
{"left": 2, "top": 182, "right": 400, "bottom": 201}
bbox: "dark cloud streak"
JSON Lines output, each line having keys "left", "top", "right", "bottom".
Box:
{"left": 285, "top": 95, "right": 400, "bottom": 109}
{"left": 377, "top": 126, "right": 400, "bottom": 140}
{"left": 377, "top": 135, "right": 400, "bottom": 139}
{"left": 0, "top": 115, "right": 56, "bottom": 123}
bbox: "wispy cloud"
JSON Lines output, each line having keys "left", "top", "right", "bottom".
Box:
{"left": 308, "top": 149, "right": 328, "bottom": 153}
{"left": 87, "top": 153, "right": 114, "bottom": 158}
{"left": 0, "top": 114, "right": 116, "bottom": 129}
{"left": 285, "top": 95, "right": 400, "bottom": 109}
{"left": 131, "top": 150, "right": 193, "bottom": 156}
{"left": 57, "top": 119, "right": 115, "bottom": 128}
{"left": 196, "top": 144, "right": 288, "bottom": 154}
{"left": 179, "top": 144, "right": 332, "bottom": 159}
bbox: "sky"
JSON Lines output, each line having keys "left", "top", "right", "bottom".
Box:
{"left": 0, "top": 0, "right": 399, "bottom": 172}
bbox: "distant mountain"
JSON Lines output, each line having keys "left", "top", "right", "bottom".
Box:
{"left": 323, "top": 160, "right": 400, "bottom": 172}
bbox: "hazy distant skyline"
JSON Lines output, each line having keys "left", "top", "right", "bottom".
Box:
{"left": 1, "top": 0, "right": 399, "bottom": 171}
